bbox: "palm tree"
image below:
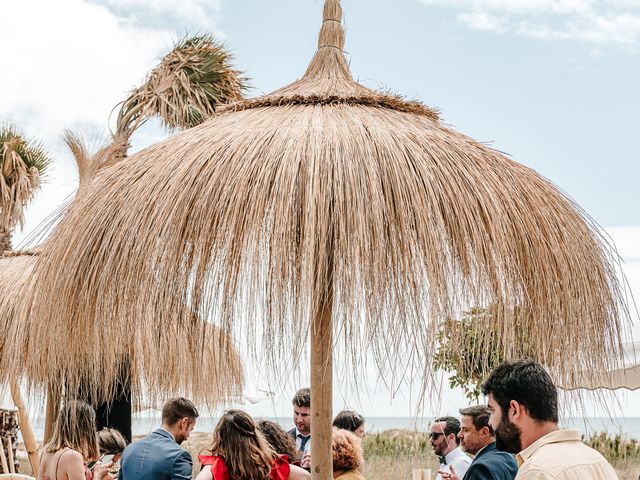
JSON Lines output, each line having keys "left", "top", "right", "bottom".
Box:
{"left": 0, "top": 125, "right": 51, "bottom": 254}
{"left": 109, "top": 33, "right": 249, "bottom": 166}
{"left": 54, "top": 34, "right": 248, "bottom": 440}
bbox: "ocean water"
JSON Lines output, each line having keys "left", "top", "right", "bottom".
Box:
{"left": 24, "top": 415, "right": 640, "bottom": 442}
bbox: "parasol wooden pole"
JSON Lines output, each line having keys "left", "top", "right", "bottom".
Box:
{"left": 0, "top": 439, "right": 8, "bottom": 473}
{"left": 44, "top": 383, "right": 60, "bottom": 444}
{"left": 310, "top": 297, "right": 333, "bottom": 480}
{"left": 9, "top": 376, "right": 39, "bottom": 476}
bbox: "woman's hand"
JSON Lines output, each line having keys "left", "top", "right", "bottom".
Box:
{"left": 299, "top": 453, "right": 311, "bottom": 469}
{"left": 92, "top": 461, "right": 114, "bottom": 480}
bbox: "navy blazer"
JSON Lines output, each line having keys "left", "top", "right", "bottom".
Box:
{"left": 462, "top": 442, "right": 518, "bottom": 480}
{"left": 119, "top": 428, "right": 192, "bottom": 480}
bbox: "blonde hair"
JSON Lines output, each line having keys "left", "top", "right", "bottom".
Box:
{"left": 206, "top": 410, "right": 275, "bottom": 480}
{"left": 45, "top": 400, "right": 100, "bottom": 461}
{"left": 97, "top": 428, "right": 127, "bottom": 455}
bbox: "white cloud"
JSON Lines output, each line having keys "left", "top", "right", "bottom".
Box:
{"left": 88, "top": 0, "right": 224, "bottom": 31}
{"left": 424, "top": 0, "right": 596, "bottom": 14}
{"left": 458, "top": 11, "right": 509, "bottom": 32}
{"left": 420, "top": 0, "right": 640, "bottom": 46}
{"left": 1, "top": 0, "right": 190, "bottom": 244}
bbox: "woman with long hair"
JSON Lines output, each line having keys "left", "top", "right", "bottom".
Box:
{"left": 38, "top": 400, "right": 113, "bottom": 480}
{"left": 196, "top": 410, "right": 310, "bottom": 480}
{"left": 256, "top": 420, "right": 300, "bottom": 463}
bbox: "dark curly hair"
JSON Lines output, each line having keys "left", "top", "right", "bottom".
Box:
{"left": 481, "top": 359, "right": 558, "bottom": 423}
{"left": 256, "top": 419, "right": 300, "bottom": 461}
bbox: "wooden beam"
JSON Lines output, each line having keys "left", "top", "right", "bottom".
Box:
{"left": 310, "top": 297, "right": 333, "bottom": 480}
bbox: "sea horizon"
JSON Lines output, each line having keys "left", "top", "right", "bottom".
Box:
{"left": 21, "top": 415, "right": 640, "bottom": 443}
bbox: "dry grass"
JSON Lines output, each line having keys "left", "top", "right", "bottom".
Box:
{"left": 5, "top": 0, "right": 630, "bottom": 410}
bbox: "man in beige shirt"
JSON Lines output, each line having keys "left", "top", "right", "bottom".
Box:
{"left": 480, "top": 360, "right": 618, "bottom": 479}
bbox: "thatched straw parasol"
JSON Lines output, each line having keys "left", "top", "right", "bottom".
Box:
{"left": 560, "top": 342, "right": 640, "bottom": 391}
{"left": 7, "top": 1, "right": 628, "bottom": 477}
{"left": 0, "top": 249, "right": 243, "bottom": 415}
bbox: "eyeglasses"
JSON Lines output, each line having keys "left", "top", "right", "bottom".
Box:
{"left": 429, "top": 432, "right": 445, "bottom": 440}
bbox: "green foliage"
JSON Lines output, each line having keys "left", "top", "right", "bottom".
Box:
{"left": 363, "top": 430, "right": 432, "bottom": 459}
{"left": 0, "top": 125, "right": 50, "bottom": 177}
{"left": 583, "top": 432, "right": 640, "bottom": 464}
{"left": 433, "top": 306, "right": 532, "bottom": 401}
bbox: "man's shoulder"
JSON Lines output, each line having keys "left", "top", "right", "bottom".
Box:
{"left": 469, "top": 449, "right": 517, "bottom": 478}
{"left": 124, "top": 430, "right": 181, "bottom": 456}
{"left": 521, "top": 441, "right": 616, "bottom": 478}
{"left": 476, "top": 448, "right": 517, "bottom": 466}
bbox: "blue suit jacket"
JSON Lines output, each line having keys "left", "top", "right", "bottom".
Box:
{"left": 119, "top": 428, "right": 192, "bottom": 480}
{"left": 462, "top": 442, "right": 518, "bottom": 480}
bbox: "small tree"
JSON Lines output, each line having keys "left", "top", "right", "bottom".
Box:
{"left": 110, "top": 33, "right": 249, "bottom": 166}
{"left": 434, "top": 306, "right": 533, "bottom": 401}
{"left": 0, "top": 125, "right": 51, "bottom": 253}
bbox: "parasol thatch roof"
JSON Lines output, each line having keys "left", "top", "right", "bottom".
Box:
{"left": 0, "top": 133, "right": 244, "bottom": 406}
{"left": 560, "top": 342, "right": 640, "bottom": 391}
{"left": 0, "top": 250, "right": 243, "bottom": 405}
{"left": 4, "top": 0, "right": 628, "bottom": 401}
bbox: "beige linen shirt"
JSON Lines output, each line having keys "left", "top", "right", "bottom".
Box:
{"left": 515, "top": 429, "right": 618, "bottom": 479}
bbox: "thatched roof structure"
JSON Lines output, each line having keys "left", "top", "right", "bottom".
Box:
{"left": 561, "top": 342, "right": 640, "bottom": 391}
{"left": 0, "top": 252, "right": 36, "bottom": 367}
{"left": 0, "top": 250, "right": 243, "bottom": 405}
{"left": 3, "top": 1, "right": 628, "bottom": 475}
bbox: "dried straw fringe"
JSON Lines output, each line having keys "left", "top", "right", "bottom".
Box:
{"left": 0, "top": 134, "right": 244, "bottom": 406}
{"left": 7, "top": 0, "right": 627, "bottom": 397}
{"left": 12, "top": 102, "right": 625, "bottom": 396}
{"left": 1, "top": 252, "right": 243, "bottom": 406}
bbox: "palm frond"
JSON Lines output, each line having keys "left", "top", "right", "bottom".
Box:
{"left": 0, "top": 124, "right": 52, "bottom": 231}
{"left": 115, "top": 33, "right": 249, "bottom": 142}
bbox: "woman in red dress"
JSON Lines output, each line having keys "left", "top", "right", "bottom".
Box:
{"left": 195, "top": 410, "right": 310, "bottom": 480}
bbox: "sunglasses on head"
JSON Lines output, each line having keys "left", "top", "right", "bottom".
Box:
{"left": 429, "top": 432, "right": 445, "bottom": 440}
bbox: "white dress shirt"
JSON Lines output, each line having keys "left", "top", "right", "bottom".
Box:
{"left": 435, "top": 446, "right": 472, "bottom": 480}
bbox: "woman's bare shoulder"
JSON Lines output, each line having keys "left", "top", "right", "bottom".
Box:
{"left": 57, "top": 449, "right": 85, "bottom": 470}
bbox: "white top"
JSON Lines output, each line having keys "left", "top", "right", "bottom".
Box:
{"left": 435, "top": 446, "right": 472, "bottom": 480}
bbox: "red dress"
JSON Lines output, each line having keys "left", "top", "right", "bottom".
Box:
{"left": 198, "top": 454, "right": 290, "bottom": 480}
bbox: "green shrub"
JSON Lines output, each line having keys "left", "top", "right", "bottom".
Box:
{"left": 583, "top": 432, "right": 640, "bottom": 465}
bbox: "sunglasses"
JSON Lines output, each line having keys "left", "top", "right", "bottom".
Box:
{"left": 429, "top": 432, "right": 445, "bottom": 440}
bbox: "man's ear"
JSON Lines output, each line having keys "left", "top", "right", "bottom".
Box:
{"left": 510, "top": 400, "right": 525, "bottom": 422}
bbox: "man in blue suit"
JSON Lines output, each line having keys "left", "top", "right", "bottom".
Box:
{"left": 119, "top": 397, "right": 199, "bottom": 480}
{"left": 439, "top": 405, "right": 517, "bottom": 480}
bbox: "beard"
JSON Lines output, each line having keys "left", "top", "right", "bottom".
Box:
{"left": 495, "top": 416, "right": 522, "bottom": 453}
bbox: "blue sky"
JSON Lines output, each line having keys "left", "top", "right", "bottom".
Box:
{"left": 2, "top": 0, "right": 640, "bottom": 419}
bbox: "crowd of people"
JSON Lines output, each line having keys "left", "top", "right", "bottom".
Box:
{"left": 36, "top": 360, "right": 622, "bottom": 480}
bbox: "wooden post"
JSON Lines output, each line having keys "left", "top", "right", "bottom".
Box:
{"left": 44, "top": 383, "right": 60, "bottom": 444}
{"left": 10, "top": 377, "right": 39, "bottom": 476}
{"left": 310, "top": 297, "right": 333, "bottom": 480}
{"left": 6, "top": 437, "right": 15, "bottom": 473}
{"left": 0, "top": 439, "right": 8, "bottom": 473}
